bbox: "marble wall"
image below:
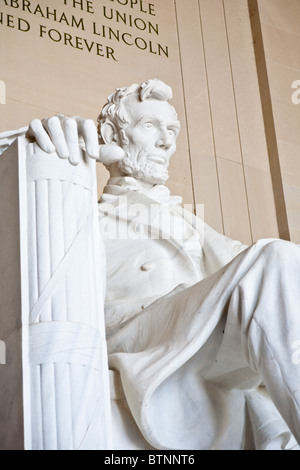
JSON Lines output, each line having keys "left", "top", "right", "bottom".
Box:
{"left": 0, "top": 0, "right": 299, "bottom": 244}
{"left": 255, "top": 0, "right": 300, "bottom": 242}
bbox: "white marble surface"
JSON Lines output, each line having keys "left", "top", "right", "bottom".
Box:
{"left": 1, "top": 79, "right": 300, "bottom": 450}
{"left": 0, "top": 137, "right": 111, "bottom": 450}
{"left": 97, "top": 79, "right": 300, "bottom": 449}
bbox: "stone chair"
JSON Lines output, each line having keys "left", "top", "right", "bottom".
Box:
{"left": 0, "top": 136, "right": 144, "bottom": 450}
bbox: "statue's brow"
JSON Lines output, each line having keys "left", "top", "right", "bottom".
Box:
{"left": 170, "top": 122, "right": 181, "bottom": 130}
{"left": 136, "top": 116, "right": 180, "bottom": 129}
{"left": 136, "top": 115, "right": 160, "bottom": 124}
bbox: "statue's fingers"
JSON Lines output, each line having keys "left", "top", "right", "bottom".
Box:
{"left": 75, "top": 118, "right": 99, "bottom": 159}
{"left": 27, "top": 119, "right": 56, "bottom": 154}
{"left": 43, "top": 116, "right": 69, "bottom": 159}
{"left": 62, "top": 117, "right": 80, "bottom": 165}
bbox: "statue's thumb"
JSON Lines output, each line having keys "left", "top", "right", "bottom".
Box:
{"left": 98, "top": 144, "right": 125, "bottom": 165}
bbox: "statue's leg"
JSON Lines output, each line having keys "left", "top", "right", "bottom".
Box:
{"left": 108, "top": 238, "right": 300, "bottom": 449}
{"left": 224, "top": 239, "right": 300, "bottom": 444}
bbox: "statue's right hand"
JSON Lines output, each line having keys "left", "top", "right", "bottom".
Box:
{"left": 26, "top": 115, "right": 125, "bottom": 166}
{"left": 26, "top": 115, "right": 100, "bottom": 165}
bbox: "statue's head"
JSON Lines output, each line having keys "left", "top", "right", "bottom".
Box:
{"left": 97, "top": 78, "right": 180, "bottom": 185}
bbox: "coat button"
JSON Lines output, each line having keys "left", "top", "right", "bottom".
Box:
{"left": 141, "top": 262, "right": 155, "bottom": 272}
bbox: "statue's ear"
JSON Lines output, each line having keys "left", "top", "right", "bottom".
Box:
{"left": 101, "top": 122, "right": 119, "bottom": 145}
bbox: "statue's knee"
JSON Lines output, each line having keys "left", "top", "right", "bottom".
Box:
{"left": 260, "top": 239, "right": 298, "bottom": 263}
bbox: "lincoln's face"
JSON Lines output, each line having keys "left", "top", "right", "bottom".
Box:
{"left": 117, "top": 94, "right": 181, "bottom": 184}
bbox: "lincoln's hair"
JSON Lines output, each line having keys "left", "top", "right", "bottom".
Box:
{"left": 97, "top": 78, "right": 175, "bottom": 146}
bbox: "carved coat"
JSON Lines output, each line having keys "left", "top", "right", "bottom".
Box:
{"left": 98, "top": 177, "right": 298, "bottom": 450}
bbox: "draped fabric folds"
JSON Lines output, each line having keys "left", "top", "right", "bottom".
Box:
{"left": 100, "top": 177, "right": 300, "bottom": 450}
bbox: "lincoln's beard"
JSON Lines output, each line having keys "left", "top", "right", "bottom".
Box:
{"left": 118, "top": 154, "right": 169, "bottom": 185}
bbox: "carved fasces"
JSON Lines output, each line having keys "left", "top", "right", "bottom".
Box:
{"left": 0, "top": 130, "right": 112, "bottom": 449}
{"left": 24, "top": 139, "right": 111, "bottom": 449}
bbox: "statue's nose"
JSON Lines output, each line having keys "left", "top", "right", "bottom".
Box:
{"left": 156, "top": 129, "right": 172, "bottom": 149}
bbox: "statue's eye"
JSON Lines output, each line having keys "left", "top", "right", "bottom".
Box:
{"left": 144, "top": 122, "right": 154, "bottom": 130}
{"left": 168, "top": 129, "right": 175, "bottom": 136}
